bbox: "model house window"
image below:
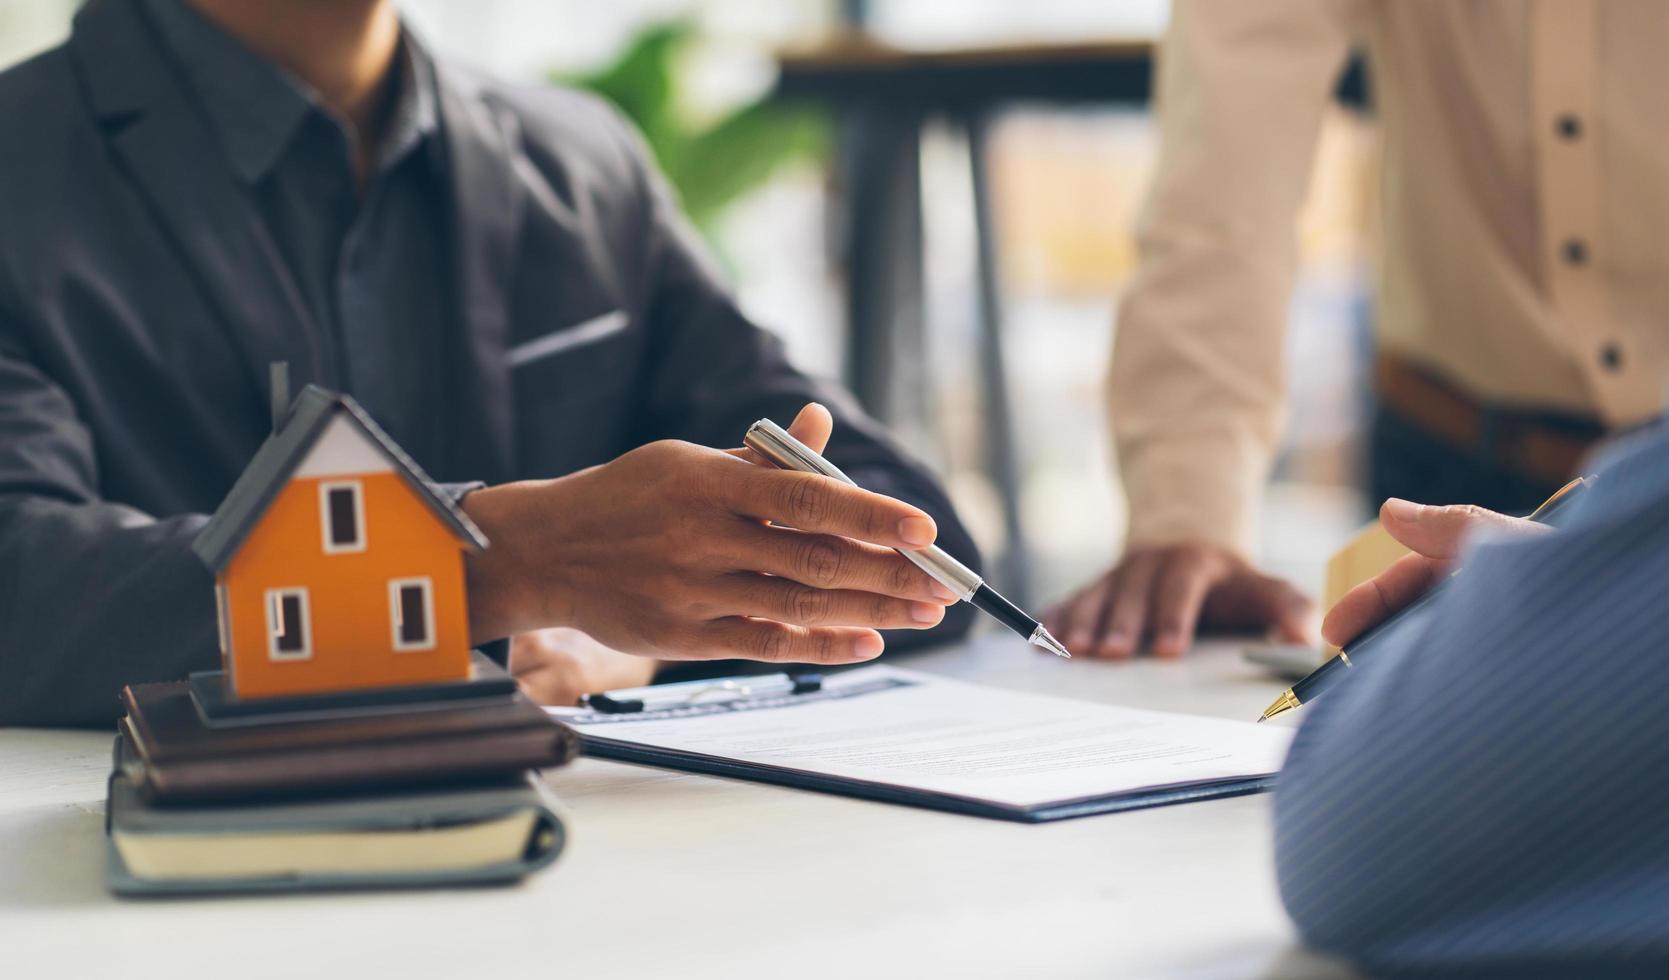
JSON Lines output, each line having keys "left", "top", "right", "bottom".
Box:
{"left": 389, "top": 578, "right": 436, "bottom": 651}
{"left": 265, "top": 588, "right": 312, "bottom": 661}
{"left": 319, "top": 480, "right": 366, "bottom": 553}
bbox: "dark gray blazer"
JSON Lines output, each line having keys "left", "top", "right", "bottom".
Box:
{"left": 0, "top": 0, "right": 977, "bottom": 726}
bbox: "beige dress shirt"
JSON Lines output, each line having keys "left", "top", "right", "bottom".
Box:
{"left": 1112, "top": 0, "right": 1669, "bottom": 556}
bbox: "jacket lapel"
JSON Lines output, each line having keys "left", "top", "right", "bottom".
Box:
{"left": 434, "top": 64, "right": 522, "bottom": 485}
{"left": 67, "top": 0, "right": 333, "bottom": 400}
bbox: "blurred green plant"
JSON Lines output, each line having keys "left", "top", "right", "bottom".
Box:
{"left": 560, "top": 22, "right": 827, "bottom": 237}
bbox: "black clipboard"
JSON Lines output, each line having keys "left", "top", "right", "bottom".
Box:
{"left": 564, "top": 673, "right": 1279, "bottom": 823}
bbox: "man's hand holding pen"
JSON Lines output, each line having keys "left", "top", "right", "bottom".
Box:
{"left": 1322, "top": 498, "right": 1551, "bottom": 648}
{"left": 1259, "top": 488, "right": 1574, "bottom": 722}
{"left": 461, "top": 404, "right": 958, "bottom": 665}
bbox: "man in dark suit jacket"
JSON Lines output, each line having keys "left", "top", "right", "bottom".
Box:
{"left": 0, "top": 0, "right": 978, "bottom": 727}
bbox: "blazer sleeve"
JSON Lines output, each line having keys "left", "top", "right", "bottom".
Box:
{"left": 614, "top": 114, "right": 980, "bottom": 649}
{"left": 0, "top": 324, "right": 218, "bottom": 727}
{"left": 1272, "top": 425, "right": 1669, "bottom": 976}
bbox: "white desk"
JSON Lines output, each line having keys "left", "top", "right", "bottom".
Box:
{"left": 0, "top": 637, "right": 1354, "bottom": 980}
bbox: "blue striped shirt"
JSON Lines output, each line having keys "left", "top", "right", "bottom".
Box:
{"left": 1275, "top": 421, "right": 1669, "bottom": 977}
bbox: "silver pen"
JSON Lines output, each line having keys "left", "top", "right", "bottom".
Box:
{"left": 581, "top": 671, "right": 823, "bottom": 713}
{"left": 744, "top": 418, "right": 1072, "bottom": 658}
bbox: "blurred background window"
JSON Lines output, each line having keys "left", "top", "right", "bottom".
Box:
{"left": 0, "top": 0, "right": 1373, "bottom": 603}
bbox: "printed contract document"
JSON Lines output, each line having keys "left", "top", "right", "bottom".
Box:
{"left": 553, "top": 667, "right": 1292, "bottom": 822}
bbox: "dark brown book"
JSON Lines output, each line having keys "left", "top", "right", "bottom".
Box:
{"left": 119, "top": 682, "right": 579, "bottom": 805}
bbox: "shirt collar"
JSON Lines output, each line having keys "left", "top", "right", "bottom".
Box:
{"left": 143, "top": 0, "right": 439, "bottom": 185}
{"left": 380, "top": 31, "right": 440, "bottom": 175}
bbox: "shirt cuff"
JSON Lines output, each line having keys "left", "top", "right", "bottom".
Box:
{"left": 437, "top": 480, "right": 487, "bottom": 505}
{"left": 1118, "top": 434, "right": 1269, "bottom": 559}
{"left": 436, "top": 481, "right": 507, "bottom": 664}
{"left": 475, "top": 637, "right": 510, "bottom": 668}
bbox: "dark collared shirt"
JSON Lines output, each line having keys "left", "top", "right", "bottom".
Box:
{"left": 144, "top": 0, "right": 451, "bottom": 466}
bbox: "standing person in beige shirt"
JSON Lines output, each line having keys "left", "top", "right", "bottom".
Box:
{"left": 1047, "top": 0, "right": 1669, "bottom": 659}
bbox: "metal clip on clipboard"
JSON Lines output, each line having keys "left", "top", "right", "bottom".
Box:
{"left": 579, "top": 672, "right": 823, "bottom": 714}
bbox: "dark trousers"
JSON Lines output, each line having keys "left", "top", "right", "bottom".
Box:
{"left": 1368, "top": 404, "right": 1568, "bottom": 518}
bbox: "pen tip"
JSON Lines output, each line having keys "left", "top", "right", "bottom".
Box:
{"left": 1032, "top": 630, "right": 1072, "bottom": 659}
{"left": 1255, "top": 716, "right": 1265, "bottom": 724}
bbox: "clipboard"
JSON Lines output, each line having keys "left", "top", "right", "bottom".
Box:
{"left": 553, "top": 668, "right": 1288, "bottom": 824}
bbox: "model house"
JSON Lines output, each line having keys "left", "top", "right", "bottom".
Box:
{"left": 193, "top": 384, "right": 489, "bottom": 700}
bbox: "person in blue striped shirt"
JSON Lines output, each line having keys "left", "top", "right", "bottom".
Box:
{"left": 1275, "top": 421, "right": 1669, "bottom": 977}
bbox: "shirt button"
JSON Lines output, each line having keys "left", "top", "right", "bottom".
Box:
{"left": 1599, "top": 343, "right": 1623, "bottom": 372}
{"left": 1563, "top": 238, "right": 1589, "bottom": 266}
{"left": 1555, "top": 114, "right": 1583, "bottom": 140}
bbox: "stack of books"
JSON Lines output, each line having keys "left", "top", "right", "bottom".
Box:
{"left": 106, "top": 662, "right": 578, "bottom": 896}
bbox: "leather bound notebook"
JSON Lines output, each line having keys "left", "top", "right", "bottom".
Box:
{"left": 107, "top": 735, "right": 566, "bottom": 895}
{"left": 120, "top": 681, "right": 579, "bottom": 804}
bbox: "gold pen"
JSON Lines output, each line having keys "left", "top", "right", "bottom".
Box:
{"left": 1258, "top": 476, "right": 1592, "bottom": 723}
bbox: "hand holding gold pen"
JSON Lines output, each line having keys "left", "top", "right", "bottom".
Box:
{"left": 1259, "top": 477, "right": 1592, "bottom": 722}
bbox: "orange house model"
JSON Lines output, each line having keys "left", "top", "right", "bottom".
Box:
{"left": 193, "top": 384, "right": 489, "bottom": 700}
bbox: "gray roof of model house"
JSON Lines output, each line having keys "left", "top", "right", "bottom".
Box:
{"left": 192, "top": 385, "right": 488, "bottom": 572}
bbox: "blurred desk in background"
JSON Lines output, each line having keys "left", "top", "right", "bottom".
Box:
{"left": 778, "top": 37, "right": 1156, "bottom": 104}
{"left": 774, "top": 37, "right": 1368, "bottom": 602}
{"left": 2, "top": 636, "right": 1356, "bottom": 980}
{"left": 775, "top": 38, "right": 1158, "bottom": 604}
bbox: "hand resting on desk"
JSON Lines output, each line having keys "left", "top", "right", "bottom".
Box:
{"left": 1321, "top": 497, "right": 1550, "bottom": 647}
{"left": 509, "top": 627, "right": 659, "bottom": 706}
{"left": 462, "top": 404, "right": 958, "bottom": 666}
{"left": 1045, "top": 543, "right": 1312, "bottom": 659}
